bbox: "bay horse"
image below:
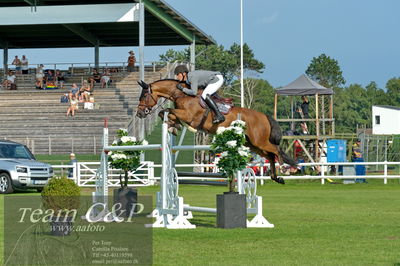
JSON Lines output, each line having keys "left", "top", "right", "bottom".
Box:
{"left": 136, "top": 79, "right": 297, "bottom": 184}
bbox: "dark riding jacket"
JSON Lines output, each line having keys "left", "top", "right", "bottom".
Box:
{"left": 182, "top": 70, "right": 222, "bottom": 96}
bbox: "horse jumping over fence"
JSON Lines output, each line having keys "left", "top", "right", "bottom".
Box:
{"left": 136, "top": 79, "right": 296, "bottom": 184}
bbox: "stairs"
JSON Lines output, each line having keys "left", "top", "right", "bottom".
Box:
{"left": 0, "top": 71, "right": 163, "bottom": 154}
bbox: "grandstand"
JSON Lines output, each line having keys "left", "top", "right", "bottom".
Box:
{"left": 0, "top": 66, "right": 164, "bottom": 154}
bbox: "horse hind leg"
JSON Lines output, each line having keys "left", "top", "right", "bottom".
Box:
{"left": 266, "top": 152, "right": 285, "bottom": 185}
{"left": 247, "top": 141, "right": 285, "bottom": 185}
{"left": 251, "top": 139, "right": 285, "bottom": 184}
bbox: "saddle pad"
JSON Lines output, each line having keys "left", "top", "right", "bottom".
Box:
{"left": 199, "top": 97, "right": 232, "bottom": 115}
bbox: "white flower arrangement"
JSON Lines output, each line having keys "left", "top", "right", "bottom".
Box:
{"left": 108, "top": 128, "right": 147, "bottom": 188}
{"left": 226, "top": 140, "right": 237, "bottom": 148}
{"left": 211, "top": 119, "right": 251, "bottom": 192}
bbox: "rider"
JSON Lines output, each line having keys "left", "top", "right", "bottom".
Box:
{"left": 174, "top": 65, "right": 225, "bottom": 124}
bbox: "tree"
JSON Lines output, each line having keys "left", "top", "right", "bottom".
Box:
{"left": 385, "top": 78, "right": 400, "bottom": 106}
{"left": 228, "top": 78, "right": 275, "bottom": 111}
{"left": 306, "top": 53, "right": 346, "bottom": 88}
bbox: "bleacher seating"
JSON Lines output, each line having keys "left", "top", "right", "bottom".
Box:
{"left": 0, "top": 70, "right": 163, "bottom": 154}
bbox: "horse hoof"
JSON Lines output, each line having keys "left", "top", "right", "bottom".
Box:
{"left": 273, "top": 177, "right": 285, "bottom": 185}
{"left": 168, "top": 127, "right": 178, "bottom": 136}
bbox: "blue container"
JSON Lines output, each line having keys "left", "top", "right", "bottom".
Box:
{"left": 327, "top": 139, "right": 347, "bottom": 162}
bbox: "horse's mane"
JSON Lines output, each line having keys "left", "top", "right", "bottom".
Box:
{"left": 152, "top": 78, "right": 186, "bottom": 84}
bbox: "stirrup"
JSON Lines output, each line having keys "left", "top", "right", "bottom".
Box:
{"left": 212, "top": 115, "right": 225, "bottom": 124}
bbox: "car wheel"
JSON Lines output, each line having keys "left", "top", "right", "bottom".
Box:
{"left": 0, "top": 173, "right": 14, "bottom": 194}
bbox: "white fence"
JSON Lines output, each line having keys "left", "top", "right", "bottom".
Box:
{"left": 51, "top": 160, "right": 400, "bottom": 188}
{"left": 52, "top": 161, "right": 156, "bottom": 188}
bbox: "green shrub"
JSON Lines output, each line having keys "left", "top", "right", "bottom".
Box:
{"left": 41, "top": 177, "right": 81, "bottom": 215}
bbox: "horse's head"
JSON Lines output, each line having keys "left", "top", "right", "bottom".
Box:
{"left": 136, "top": 80, "right": 157, "bottom": 118}
{"left": 136, "top": 79, "right": 183, "bottom": 118}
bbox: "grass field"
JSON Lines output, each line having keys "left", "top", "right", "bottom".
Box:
{"left": 1, "top": 181, "right": 399, "bottom": 265}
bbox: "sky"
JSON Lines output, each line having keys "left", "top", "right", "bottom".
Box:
{"left": 7, "top": 0, "right": 400, "bottom": 89}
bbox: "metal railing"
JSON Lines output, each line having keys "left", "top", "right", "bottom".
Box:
{"left": 4, "top": 61, "right": 166, "bottom": 75}
{"left": 50, "top": 160, "right": 400, "bottom": 188}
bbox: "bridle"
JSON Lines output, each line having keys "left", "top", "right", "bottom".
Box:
{"left": 138, "top": 85, "right": 168, "bottom": 115}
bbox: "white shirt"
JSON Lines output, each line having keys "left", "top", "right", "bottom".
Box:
{"left": 21, "top": 58, "right": 28, "bottom": 70}
{"left": 7, "top": 75, "right": 16, "bottom": 83}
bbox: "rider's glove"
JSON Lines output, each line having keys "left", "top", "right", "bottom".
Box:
{"left": 176, "top": 83, "right": 184, "bottom": 91}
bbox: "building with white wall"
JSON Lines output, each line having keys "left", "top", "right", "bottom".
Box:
{"left": 372, "top": 106, "right": 400, "bottom": 135}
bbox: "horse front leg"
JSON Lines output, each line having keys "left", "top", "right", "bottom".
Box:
{"left": 158, "top": 108, "right": 182, "bottom": 133}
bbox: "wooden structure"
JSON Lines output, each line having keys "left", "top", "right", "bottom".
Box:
{"left": 273, "top": 74, "right": 335, "bottom": 162}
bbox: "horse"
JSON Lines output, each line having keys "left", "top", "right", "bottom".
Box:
{"left": 136, "top": 79, "right": 297, "bottom": 184}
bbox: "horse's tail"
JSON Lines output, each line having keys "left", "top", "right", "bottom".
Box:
{"left": 266, "top": 114, "right": 298, "bottom": 167}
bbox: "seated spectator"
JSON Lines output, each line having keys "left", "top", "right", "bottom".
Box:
{"left": 69, "top": 83, "right": 79, "bottom": 101}
{"left": 88, "top": 68, "right": 101, "bottom": 90}
{"left": 2, "top": 70, "right": 16, "bottom": 90}
{"left": 66, "top": 95, "right": 79, "bottom": 117}
{"left": 45, "top": 70, "right": 56, "bottom": 87}
{"left": 56, "top": 70, "right": 65, "bottom": 89}
{"left": 79, "top": 81, "right": 91, "bottom": 102}
{"left": 35, "top": 64, "right": 44, "bottom": 89}
{"left": 101, "top": 69, "right": 111, "bottom": 88}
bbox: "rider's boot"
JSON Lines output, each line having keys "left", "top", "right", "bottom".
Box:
{"left": 204, "top": 95, "right": 225, "bottom": 124}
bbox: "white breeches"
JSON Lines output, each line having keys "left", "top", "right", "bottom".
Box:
{"left": 201, "top": 74, "right": 224, "bottom": 99}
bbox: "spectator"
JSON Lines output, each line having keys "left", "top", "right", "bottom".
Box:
{"left": 296, "top": 96, "right": 309, "bottom": 134}
{"left": 352, "top": 139, "right": 366, "bottom": 183}
{"left": 45, "top": 70, "right": 56, "bottom": 88}
{"left": 88, "top": 68, "right": 101, "bottom": 89}
{"left": 12, "top": 56, "right": 22, "bottom": 74}
{"left": 2, "top": 70, "right": 16, "bottom": 90}
{"left": 127, "top": 50, "right": 136, "bottom": 72}
{"left": 21, "top": 55, "right": 29, "bottom": 74}
{"left": 79, "top": 81, "right": 91, "bottom": 102}
{"left": 56, "top": 70, "right": 65, "bottom": 89}
{"left": 66, "top": 95, "right": 79, "bottom": 117}
{"left": 35, "top": 64, "right": 44, "bottom": 89}
{"left": 68, "top": 153, "right": 77, "bottom": 178}
{"left": 68, "top": 83, "right": 79, "bottom": 101}
{"left": 101, "top": 69, "right": 111, "bottom": 88}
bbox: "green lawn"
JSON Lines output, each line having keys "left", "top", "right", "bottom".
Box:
{"left": 2, "top": 182, "right": 399, "bottom": 265}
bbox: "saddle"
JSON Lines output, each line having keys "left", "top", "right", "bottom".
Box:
{"left": 199, "top": 93, "right": 234, "bottom": 115}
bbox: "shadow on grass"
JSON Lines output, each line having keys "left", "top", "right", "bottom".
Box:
{"left": 190, "top": 213, "right": 216, "bottom": 228}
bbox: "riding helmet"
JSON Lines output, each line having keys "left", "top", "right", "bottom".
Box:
{"left": 174, "top": 65, "right": 189, "bottom": 75}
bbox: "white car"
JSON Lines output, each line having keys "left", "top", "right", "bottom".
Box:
{"left": 0, "top": 140, "right": 53, "bottom": 194}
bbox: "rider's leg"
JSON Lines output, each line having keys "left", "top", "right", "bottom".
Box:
{"left": 201, "top": 75, "right": 225, "bottom": 124}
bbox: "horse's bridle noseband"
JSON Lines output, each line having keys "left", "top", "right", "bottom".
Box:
{"left": 138, "top": 85, "right": 168, "bottom": 115}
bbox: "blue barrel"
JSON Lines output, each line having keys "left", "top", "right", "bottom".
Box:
{"left": 327, "top": 139, "right": 347, "bottom": 162}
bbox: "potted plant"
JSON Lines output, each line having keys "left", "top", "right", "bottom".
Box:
{"left": 108, "top": 128, "right": 148, "bottom": 217}
{"left": 41, "top": 177, "right": 81, "bottom": 236}
{"left": 211, "top": 120, "right": 251, "bottom": 228}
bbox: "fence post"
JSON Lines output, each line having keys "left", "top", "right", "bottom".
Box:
{"left": 94, "top": 136, "right": 96, "bottom": 155}
{"left": 384, "top": 161, "right": 387, "bottom": 185}
{"left": 74, "top": 162, "right": 79, "bottom": 185}
{"left": 148, "top": 161, "right": 155, "bottom": 185}
{"left": 321, "top": 164, "right": 325, "bottom": 185}
{"left": 48, "top": 136, "right": 51, "bottom": 155}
